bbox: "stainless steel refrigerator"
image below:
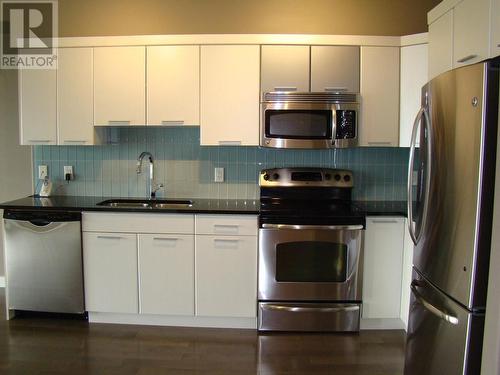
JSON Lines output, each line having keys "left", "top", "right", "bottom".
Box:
{"left": 404, "top": 57, "right": 500, "bottom": 375}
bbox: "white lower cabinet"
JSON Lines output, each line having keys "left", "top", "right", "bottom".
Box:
{"left": 83, "top": 232, "right": 138, "bottom": 314}
{"left": 362, "top": 217, "right": 405, "bottom": 320}
{"left": 400, "top": 219, "right": 414, "bottom": 330}
{"left": 195, "top": 234, "right": 257, "bottom": 318}
{"left": 138, "top": 234, "right": 195, "bottom": 315}
{"left": 82, "top": 212, "right": 258, "bottom": 327}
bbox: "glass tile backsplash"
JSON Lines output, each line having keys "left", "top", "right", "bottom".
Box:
{"left": 33, "top": 127, "right": 409, "bottom": 200}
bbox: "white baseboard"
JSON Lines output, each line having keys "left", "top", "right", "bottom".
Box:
{"left": 0, "top": 276, "right": 5, "bottom": 288}
{"left": 360, "top": 318, "right": 405, "bottom": 330}
{"left": 88, "top": 312, "right": 257, "bottom": 329}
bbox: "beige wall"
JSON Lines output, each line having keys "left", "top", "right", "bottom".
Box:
{"left": 58, "top": 0, "right": 441, "bottom": 37}
{"left": 0, "top": 69, "right": 33, "bottom": 278}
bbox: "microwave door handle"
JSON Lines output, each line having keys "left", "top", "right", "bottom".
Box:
{"left": 331, "top": 109, "right": 337, "bottom": 143}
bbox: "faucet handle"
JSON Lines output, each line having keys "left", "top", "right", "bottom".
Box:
{"left": 151, "top": 182, "right": 164, "bottom": 198}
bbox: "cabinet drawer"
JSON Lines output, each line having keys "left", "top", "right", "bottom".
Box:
{"left": 83, "top": 212, "right": 194, "bottom": 234}
{"left": 195, "top": 215, "right": 258, "bottom": 236}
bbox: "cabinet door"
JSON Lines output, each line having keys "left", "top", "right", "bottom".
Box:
{"left": 147, "top": 46, "right": 200, "bottom": 126}
{"left": 19, "top": 69, "right": 57, "bottom": 145}
{"left": 400, "top": 44, "right": 428, "bottom": 147}
{"left": 261, "top": 45, "right": 310, "bottom": 93}
{"left": 94, "top": 46, "right": 145, "bottom": 126}
{"left": 83, "top": 232, "right": 138, "bottom": 313}
{"left": 400, "top": 219, "right": 414, "bottom": 330}
{"left": 57, "top": 47, "right": 94, "bottom": 145}
{"left": 200, "top": 45, "right": 260, "bottom": 146}
{"left": 428, "top": 10, "right": 453, "bottom": 79}
{"left": 362, "top": 217, "right": 405, "bottom": 319}
{"left": 492, "top": 0, "right": 500, "bottom": 58}
{"left": 195, "top": 235, "right": 257, "bottom": 317}
{"left": 138, "top": 234, "right": 195, "bottom": 316}
{"left": 453, "top": 0, "right": 490, "bottom": 68}
{"left": 359, "top": 46, "right": 400, "bottom": 147}
{"left": 311, "top": 46, "right": 360, "bottom": 93}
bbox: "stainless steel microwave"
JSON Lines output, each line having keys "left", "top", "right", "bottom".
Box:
{"left": 260, "top": 92, "right": 360, "bottom": 149}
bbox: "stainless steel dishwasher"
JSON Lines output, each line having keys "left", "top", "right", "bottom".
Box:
{"left": 3, "top": 210, "right": 85, "bottom": 314}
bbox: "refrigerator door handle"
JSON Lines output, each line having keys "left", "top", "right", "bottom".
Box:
{"left": 407, "top": 106, "right": 432, "bottom": 245}
{"left": 411, "top": 281, "right": 459, "bottom": 325}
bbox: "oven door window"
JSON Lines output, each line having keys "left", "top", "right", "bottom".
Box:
{"left": 275, "top": 241, "right": 347, "bottom": 282}
{"left": 265, "top": 110, "right": 332, "bottom": 139}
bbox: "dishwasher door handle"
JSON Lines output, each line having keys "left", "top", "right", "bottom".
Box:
{"left": 8, "top": 220, "right": 66, "bottom": 234}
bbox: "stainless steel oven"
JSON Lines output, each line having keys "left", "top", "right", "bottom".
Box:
{"left": 260, "top": 92, "right": 359, "bottom": 149}
{"left": 258, "top": 168, "right": 365, "bottom": 332}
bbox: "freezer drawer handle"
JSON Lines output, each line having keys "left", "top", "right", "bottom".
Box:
{"left": 411, "top": 281, "right": 459, "bottom": 325}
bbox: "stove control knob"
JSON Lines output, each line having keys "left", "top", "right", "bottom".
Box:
{"left": 325, "top": 173, "right": 331, "bottom": 180}
{"left": 263, "top": 173, "right": 270, "bottom": 181}
{"left": 343, "top": 174, "right": 351, "bottom": 182}
{"left": 272, "top": 173, "right": 280, "bottom": 180}
{"left": 334, "top": 174, "right": 342, "bottom": 181}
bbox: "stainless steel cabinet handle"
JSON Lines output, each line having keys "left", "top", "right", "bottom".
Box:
{"left": 262, "top": 304, "right": 360, "bottom": 313}
{"left": 325, "top": 87, "right": 348, "bottom": 92}
{"left": 28, "top": 140, "right": 51, "bottom": 143}
{"left": 370, "top": 219, "right": 400, "bottom": 224}
{"left": 214, "top": 224, "right": 240, "bottom": 228}
{"left": 97, "top": 235, "right": 123, "bottom": 240}
{"left": 367, "top": 141, "right": 392, "bottom": 146}
{"left": 161, "top": 120, "right": 184, "bottom": 126}
{"left": 107, "top": 120, "right": 131, "bottom": 125}
{"left": 261, "top": 224, "right": 364, "bottom": 230}
{"left": 153, "top": 237, "right": 179, "bottom": 241}
{"left": 411, "top": 282, "right": 459, "bottom": 325}
{"left": 218, "top": 141, "right": 241, "bottom": 146}
{"left": 457, "top": 54, "right": 478, "bottom": 63}
{"left": 274, "top": 86, "right": 297, "bottom": 92}
{"left": 214, "top": 238, "right": 240, "bottom": 244}
{"left": 64, "top": 140, "right": 88, "bottom": 144}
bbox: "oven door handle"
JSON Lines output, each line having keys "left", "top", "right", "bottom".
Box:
{"left": 261, "top": 224, "right": 364, "bottom": 230}
{"left": 261, "top": 304, "right": 360, "bottom": 313}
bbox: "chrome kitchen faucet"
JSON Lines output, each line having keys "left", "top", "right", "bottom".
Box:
{"left": 136, "top": 152, "right": 163, "bottom": 198}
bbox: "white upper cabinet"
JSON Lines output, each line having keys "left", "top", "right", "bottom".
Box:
{"left": 147, "top": 45, "right": 200, "bottom": 126}
{"left": 200, "top": 45, "right": 260, "bottom": 146}
{"left": 311, "top": 46, "right": 360, "bottom": 93}
{"left": 491, "top": 0, "right": 500, "bottom": 58}
{"left": 428, "top": 10, "right": 454, "bottom": 79}
{"left": 19, "top": 69, "right": 57, "bottom": 145}
{"left": 400, "top": 44, "right": 428, "bottom": 147}
{"left": 57, "top": 48, "right": 94, "bottom": 145}
{"left": 261, "top": 45, "right": 310, "bottom": 93}
{"left": 453, "top": 0, "right": 490, "bottom": 68}
{"left": 359, "top": 46, "right": 400, "bottom": 147}
{"left": 94, "top": 46, "right": 146, "bottom": 126}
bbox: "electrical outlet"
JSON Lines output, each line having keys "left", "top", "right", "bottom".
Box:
{"left": 214, "top": 167, "right": 224, "bottom": 183}
{"left": 38, "top": 165, "right": 48, "bottom": 180}
{"left": 64, "top": 166, "right": 74, "bottom": 181}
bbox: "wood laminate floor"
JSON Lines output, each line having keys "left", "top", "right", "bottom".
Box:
{"left": 0, "top": 289, "right": 406, "bottom": 375}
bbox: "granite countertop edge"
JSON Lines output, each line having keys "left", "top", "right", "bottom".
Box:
{"left": 0, "top": 196, "right": 408, "bottom": 217}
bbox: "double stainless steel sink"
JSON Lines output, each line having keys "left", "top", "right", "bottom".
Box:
{"left": 97, "top": 199, "right": 193, "bottom": 209}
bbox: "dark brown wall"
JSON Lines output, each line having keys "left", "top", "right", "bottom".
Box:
{"left": 58, "top": 0, "right": 441, "bottom": 37}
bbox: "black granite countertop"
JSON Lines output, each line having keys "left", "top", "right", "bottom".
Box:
{"left": 0, "top": 196, "right": 260, "bottom": 215}
{"left": 0, "top": 196, "right": 407, "bottom": 217}
{"left": 354, "top": 200, "right": 407, "bottom": 217}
